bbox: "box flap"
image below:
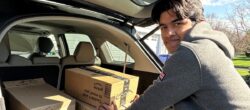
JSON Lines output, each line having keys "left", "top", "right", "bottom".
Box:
{"left": 4, "top": 78, "right": 46, "bottom": 89}
{"left": 6, "top": 84, "right": 75, "bottom": 109}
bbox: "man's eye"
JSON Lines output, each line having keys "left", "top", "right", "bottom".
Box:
{"left": 174, "top": 19, "right": 188, "bottom": 26}
{"left": 174, "top": 21, "right": 184, "bottom": 26}
{"left": 174, "top": 23, "right": 181, "bottom": 26}
{"left": 160, "top": 26, "right": 168, "bottom": 30}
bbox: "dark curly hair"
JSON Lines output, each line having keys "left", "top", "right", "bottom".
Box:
{"left": 151, "top": 0, "right": 205, "bottom": 23}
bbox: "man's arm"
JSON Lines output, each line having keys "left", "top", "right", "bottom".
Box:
{"left": 127, "top": 45, "right": 202, "bottom": 110}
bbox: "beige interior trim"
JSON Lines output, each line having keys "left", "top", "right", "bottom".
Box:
{"left": 0, "top": 16, "right": 160, "bottom": 73}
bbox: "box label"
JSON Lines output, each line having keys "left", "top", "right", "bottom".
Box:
{"left": 81, "top": 89, "right": 102, "bottom": 105}
{"left": 85, "top": 67, "right": 130, "bottom": 106}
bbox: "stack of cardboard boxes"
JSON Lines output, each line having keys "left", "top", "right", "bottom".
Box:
{"left": 2, "top": 66, "right": 139, "bottom": 110}
{"left": 65, "top": 66, "right": 139, "bottom": 110}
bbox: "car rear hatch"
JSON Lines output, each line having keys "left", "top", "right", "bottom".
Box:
{"left": 31, "top": 0, "right": 158, "bottom": 27}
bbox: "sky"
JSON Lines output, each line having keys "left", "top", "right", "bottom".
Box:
{"left": 201, "top": 0, "right": 250, "bottom": 30}
{"left": 201, "top": 0, "right": 239, "bottom": 18}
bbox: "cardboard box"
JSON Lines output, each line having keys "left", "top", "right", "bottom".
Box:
{"left": 65, "top": 66, "right": 139, "bottom": 109}
{"left": 4, "top": 78, "right": 76, "bottom": 110}
{"left": 0, "top": 84, "right": 6, "bottom": 110}
{"left": 76, "top": 100, "right": 129, "bottom": 110}
{"left": 76, "top": 100, "right": 96, "bottom": 110}
{"left": 0, "top": 97, "right": 5, "bottom": 110}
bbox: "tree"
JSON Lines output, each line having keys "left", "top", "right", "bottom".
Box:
{"left": 226, "top": 0, "right": 250, "bottom": 54}
{"left": 205, "top": 13, "right": 238, "bottom": 52}
{"left": 205, "top": 0, "right": 250, "bottom": 54}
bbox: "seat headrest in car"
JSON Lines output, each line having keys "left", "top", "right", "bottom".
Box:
{"left": 74, "top": 42, "right": 95, "bottom": 63}
{"left": 38, "top": 37, "right": 54, "bottom": 53}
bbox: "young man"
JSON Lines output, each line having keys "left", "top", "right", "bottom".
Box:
{"left": 100, "top": 0, "right": 250, "bottom": 109}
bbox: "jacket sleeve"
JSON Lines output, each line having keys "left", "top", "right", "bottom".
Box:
{"left": 127, "top": 46, "right": 202, "bottom": 110}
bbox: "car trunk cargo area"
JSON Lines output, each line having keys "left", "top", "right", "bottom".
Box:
{"left": 0, "top": 65, "right": 139, "bottom": 110}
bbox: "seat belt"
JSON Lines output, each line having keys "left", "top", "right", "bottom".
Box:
{"left": 123, "top": 43, "right": 129, "bottom": 73}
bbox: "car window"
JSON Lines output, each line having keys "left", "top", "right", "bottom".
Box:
{"left": 8, "top": 31, "right": 38, "bottom": 58}
{"left": 8, "top": 31, "right": 60, "bottom": 58}
{"left": 65, "top": 33, "right": 92, "bottom": 55}
{"left": 103, "top": 41, "right": 135, "bottom": 64}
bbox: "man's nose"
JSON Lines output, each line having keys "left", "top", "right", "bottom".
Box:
{"left": 167, "top": 28, "right": 176, "bottom": 36}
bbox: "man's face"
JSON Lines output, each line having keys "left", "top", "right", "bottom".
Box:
{"left": 159, "top": 10, "right": 193, "bottom": 53}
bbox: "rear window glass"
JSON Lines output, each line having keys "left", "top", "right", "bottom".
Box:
{"left": 65, "top": 33, "right": 92, "bottom": 55}
{"left": 8, "top": 31, "right": 38, "bottom": 58}
{"left": 8, "top": 31, "right": 60, "bottom": 58}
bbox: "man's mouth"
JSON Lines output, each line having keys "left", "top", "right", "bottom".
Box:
{"left": 170, "top": 36, "right": 180, "bottom": 41}
{"left": 168, "top": 37, "right": 180, "bottom": 46}
{"left": 169, "top": 40, "right": 179, "bottom": 46}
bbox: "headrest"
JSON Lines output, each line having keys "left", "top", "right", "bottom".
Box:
{"left": 38, "top": 37, "right": 53, "bottom": 53}
{"left": 0, "top": 41, "right": 9, "bottom": 63}
{"left": 74, "top": 42, "right": 95, "bottom": 63}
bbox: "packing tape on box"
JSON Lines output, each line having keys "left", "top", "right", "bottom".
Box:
{"left": 84, "top": 67, "right": 130, "bottom": 107}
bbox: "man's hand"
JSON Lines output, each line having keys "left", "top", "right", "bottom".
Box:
{"left": 130, "top": 94, "right": 140, "bottom": 103}
{"left": 98, "top": 94, "right": 140, "bottom": 110}
{"left": 98, "top": 101, "right": 118, "bottom": 110}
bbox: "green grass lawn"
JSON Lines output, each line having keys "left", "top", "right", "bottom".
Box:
{"left": 233, "top": 55, "right": 250, "bottom": 68}
{"left": 233, "top": 55, "right": 250, "bottom": 76}
{"left": 237, "top": 69, "right": 250, "bottom": 76}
